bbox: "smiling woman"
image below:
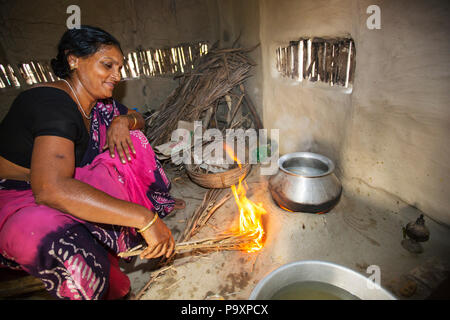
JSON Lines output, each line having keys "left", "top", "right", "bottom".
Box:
{"left": 0, "top": 26, "right": 184, "bottom": 300}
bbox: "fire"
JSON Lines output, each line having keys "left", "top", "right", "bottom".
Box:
{"left": 225, "top": 144, "right": 267, "bottom": 253}
{"left": 231, "top": 179, "right": 267, "bottom": 252}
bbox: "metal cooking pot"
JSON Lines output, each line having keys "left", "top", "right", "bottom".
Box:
{"left": 269, "top": 152, "right": 342, "bottom": 213}
{"left": 249, "top": 260, "right": 396, "bottom": 300}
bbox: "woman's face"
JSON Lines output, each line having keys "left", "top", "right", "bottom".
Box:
{"left": 69, "top": 45, "right": 124, "bottom": 99}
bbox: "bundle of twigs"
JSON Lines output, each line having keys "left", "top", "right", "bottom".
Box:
{"left": 144, "top": 44, "right": 261, "bottom": 147}
{"left": 118, "top": 231, "right": 258, "bottom": 258}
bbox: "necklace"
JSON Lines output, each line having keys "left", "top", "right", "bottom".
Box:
{"left": 61, "top": 79, "right": 92, "bottom": 120}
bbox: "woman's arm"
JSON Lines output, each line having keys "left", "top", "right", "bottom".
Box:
{"left": 31, "top": 135, "right": 175, "bottom": 259}
{"left": 0, "top": 156, "right": 30, "bottom": 181}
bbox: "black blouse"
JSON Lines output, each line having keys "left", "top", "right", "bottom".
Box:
{"left": 0, "top": 87, "right": 89, "bottom": 169}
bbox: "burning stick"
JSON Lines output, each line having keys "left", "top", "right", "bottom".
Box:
{"left": 119, "top": 170, "right": 266, "bottom": 258}
{"left": 118, "top": 231, "right": 263, "bottom": 258}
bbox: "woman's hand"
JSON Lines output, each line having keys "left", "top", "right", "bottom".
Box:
{"left": 103, "top": 115, "right": 136, "bottom": 164}
{"left": 139, "top": 215, "right": 175, "bottom": 259}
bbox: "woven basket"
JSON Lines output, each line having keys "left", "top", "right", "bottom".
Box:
{"left": 185, "top": 163, "right": 252, "bottom": 189}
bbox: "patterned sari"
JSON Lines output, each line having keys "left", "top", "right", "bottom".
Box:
{"left": 0, "top": 99, "right": 175, "bottom": 299}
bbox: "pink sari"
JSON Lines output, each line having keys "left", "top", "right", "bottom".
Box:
{"left": 0, "top": 101, "right": 175, "bottom": 300}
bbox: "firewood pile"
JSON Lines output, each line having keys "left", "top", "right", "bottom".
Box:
{"left": 144, "top": 43, "right": 263, "bottom": 175}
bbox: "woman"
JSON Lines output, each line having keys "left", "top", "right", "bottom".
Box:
{"left": 0, "top": 26, "right": 184, "bottom": 299}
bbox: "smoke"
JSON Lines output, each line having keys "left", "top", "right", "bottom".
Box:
{"left": 273, "top": 115, "right": 316, "bottom": 153}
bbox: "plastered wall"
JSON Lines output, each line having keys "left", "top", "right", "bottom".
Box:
{"left": 258, "top": 0, "right": 450, "bottom": 225}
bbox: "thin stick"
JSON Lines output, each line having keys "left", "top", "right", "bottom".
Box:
{"left": 228, "top": 94, "right": 245, "bottom": 127}
{"left": 178, "top": 190, "right": 212, "bottom": 241}
{"left": 193, "top": 192, "right": 232, "bottom": 236}
{"left": 239, "top": 84, "right": 263, "bottom": 130}
{"left": 163, "top": 276, "right": 185, "bottom": 290}
{"left": 128, "top": 244, "right": 143, "bottom": 252}
{"left": 135, "top": 265, "right": 174, "bottom": 300}
{"left": 179, "top": 189, "right": 223, "bottom": 242}
{"left": 251, "top": 252, "right": 261, "bottom": 273}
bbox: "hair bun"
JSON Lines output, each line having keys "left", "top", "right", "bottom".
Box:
{"left": 51, "top": 54, "right": 70, "bottom": 79}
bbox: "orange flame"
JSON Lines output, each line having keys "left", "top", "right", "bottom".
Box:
{"left": 279, "top": 204, "right": 294, "bottom": 212}
{"left": 225, "top": 144, "right": 267, "bottom": 253}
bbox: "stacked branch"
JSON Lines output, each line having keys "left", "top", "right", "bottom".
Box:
{"left": 144, "top": 44, "right": 262, "bottom": 147}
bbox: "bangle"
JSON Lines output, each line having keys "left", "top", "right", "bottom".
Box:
{"left": 137, "top": 214, "right": 158, "bottom": 233}
{"left": 130, "top": 114, "right": 137, "bottom": 130}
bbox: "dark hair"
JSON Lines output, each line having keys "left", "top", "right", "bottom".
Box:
{"left": 51, "top": 25, "right": 122, "bottom": 78}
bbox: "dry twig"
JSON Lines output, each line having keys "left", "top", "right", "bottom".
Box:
{"left": 134, "top": 265, "right": 174, "bottom": 300}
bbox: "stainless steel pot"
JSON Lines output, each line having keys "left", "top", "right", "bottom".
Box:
{"left": 249, "top": 260, "right": 397, "bottom": 300}
{"left": 269, "top": 152, "right": 342, "bottom": 213}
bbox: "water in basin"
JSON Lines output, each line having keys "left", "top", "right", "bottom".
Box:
{"left": 270, "top": 281, "right": 360, "bottom": 300}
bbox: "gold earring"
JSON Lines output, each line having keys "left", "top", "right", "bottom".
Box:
{"left": 70, "top": 64, "right": 76, "bottom": 70}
